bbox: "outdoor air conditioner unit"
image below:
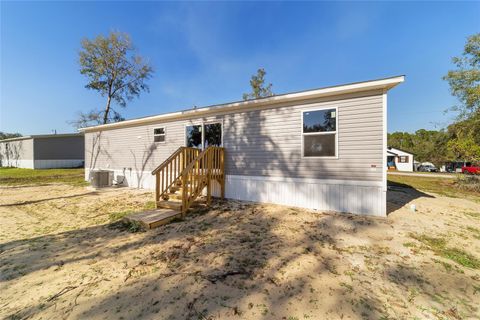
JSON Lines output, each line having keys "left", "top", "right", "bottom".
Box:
{"left": 90, "top": 170, "right": 113, "bottom": 188}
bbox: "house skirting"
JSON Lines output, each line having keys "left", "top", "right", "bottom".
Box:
{"left": 33, "top": 159, "right": 84, "bottom": 169}
{"left": 218, "top": 175, "right": 385, "bottom": 217}
{"left": 1, "top": 159, "right": 34, "bottom": 169}
{"left": 85, "top": 168, "right": 386, "bottom": 217}
{"left": 1, "top": 159, "right": 83, "bottom": 169}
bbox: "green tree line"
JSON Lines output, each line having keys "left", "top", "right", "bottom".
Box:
{"left": 388, "top": 126, "right": 466, "bottom": 165}
{"left": 389, "top": 33, "right": 480, "bottom": 165}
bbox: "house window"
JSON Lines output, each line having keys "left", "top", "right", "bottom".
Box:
{"left": 185, "top": 122, "right": 223, "bottom": 149}
{"left": 186, "top": 125, "right": 202, "bottom": 148}
{"left": 154, "top": 127, "right": 166, "bottom": 143}
{"left": 302, "top": 108, "right": 337, "bottom": 157}
{"left": 204, "top": 123, "right": 222, "bottom": 147}
{"left": 398, "top": 156, "right": 409, "bottom": 163}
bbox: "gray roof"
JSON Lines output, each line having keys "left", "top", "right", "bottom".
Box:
{"left": 0, "top": 133, "right": 83, "bottom": 143}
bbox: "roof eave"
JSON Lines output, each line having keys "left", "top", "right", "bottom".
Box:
{"left": 79, "top": 75, "right": 405, "bottom": 133}
{"left": 30, "top": 133, "right": 84, "bottom": 139}
{"left": 0, "top": 136, "right": 32, "bottom": 143}
{"left": 0, "top": 133, "right": 83, "bottom": 143}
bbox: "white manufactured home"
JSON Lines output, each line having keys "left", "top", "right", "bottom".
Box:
{"left": 80, "top": 76, "right": 404, "bottom": 217}
{"left": 387, "top": 147, "right": 414, "bottom": 172}
{"left": 0, "top": 133, "right": 84, "bottom": 169}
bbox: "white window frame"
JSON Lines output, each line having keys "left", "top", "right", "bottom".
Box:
{"left": 301, "top": 106, "right": 338, "bottom": 159}
{"left": 153, "top": 127, "right": 166, "bottom": 144}
{"left": 184, "top": 120, "right": 223, "bottom": 149}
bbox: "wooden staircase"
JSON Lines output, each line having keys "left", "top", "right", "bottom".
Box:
{"left": 129, "top": 146, "right": 225, "bottom": 228}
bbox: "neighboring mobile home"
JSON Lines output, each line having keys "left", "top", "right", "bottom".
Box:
{"left": 387, "top": 147, "right": 414, "bottom": 172}
{"left": 80, "top": 76, "right": 404, "bottom": 217}
{"left": 0, "top": 133, "right": 84, "bottom": 169}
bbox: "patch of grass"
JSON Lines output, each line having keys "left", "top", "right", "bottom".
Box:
{"left": 473, "top": 284, "right": 480, "bottom": 295}
{"left": 442, "top": 247, "right": 480, "bottom": 269}
{"left": 403, "top": 242, "right": 417, "bottom": 248}
{"left": 408, "top": 287, "right": 419, "bottom": 302}
{"left": 0, "top": 167, "right": 86, "bottom": 186}
{"left": 109, "top": 202, "right": 158, "bottom": 222}
{"left": 109, "top": 211, "right": 133, "bottom": 221}
{"left": 410, "top": 233, "right": 480, "bottom": 269}
{"left": 410, "top": 233, "right": 447, "bottom": 248}
{"left": 144, "top": 201, "right": 156, "bottom": 210}
{"left": 343, "top": 270, "right": 356, "bottom": 281}
{"left": 466, "top": 227, "right": 480, "bottom": 240}
{"left": 432, "top": 258, "right": 453, "bottom": 272}
{"left": 109, "top": 219, "right": 144, "bottom": 233}
{"left": 340, "top": 282, "right": 353, "bottom": 293}
{"left": 464, "top": 211, "right": 480, "bottom": 219}
{"left": 126, "top": 221, "right": 143, "bottom": 233}
{"left": 456, "top": 175, "right": 480, "bottom": 193}
{"left": 388, "top": 174, "right": 480, "bottom": 201}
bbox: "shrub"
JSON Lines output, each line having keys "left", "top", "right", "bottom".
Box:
{"left": 455, "top": 175, "right": 480, "bottom": 193}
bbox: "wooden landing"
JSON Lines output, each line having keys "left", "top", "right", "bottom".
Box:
{"left": 125, "top": 209, "right": 180, "bottom": 229}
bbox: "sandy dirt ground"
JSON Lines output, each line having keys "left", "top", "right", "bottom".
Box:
{"left": 1, "top": 183, "right": 479, "bottom": 320}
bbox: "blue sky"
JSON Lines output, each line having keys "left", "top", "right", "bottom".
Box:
{"left": 1, "top": 1, "right": 479, "bottom": 135}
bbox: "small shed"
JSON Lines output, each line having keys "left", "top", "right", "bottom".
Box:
{"left": 0, "top": 133, "right": 84, "bottom": 169}
{"left": 387, "top": 147, "right": 414, "bottom": 172}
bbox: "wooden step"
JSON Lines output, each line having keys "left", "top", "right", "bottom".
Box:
{"left": 169, "top": 192, "right": 183, "bottom": 200}
{"left": 157, "top": 200, "right": 183, "bottom": 211}
{"left": 168, "top": 193, "right": 205, "bottom": 203}
{"left": 125, "top": 209, "right": 180, "bottom": 229}
{"left": 157, "top": 198, "right": 205, "bottom": 209}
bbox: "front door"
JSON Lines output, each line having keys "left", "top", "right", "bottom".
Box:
{"left": 185, "top": 122, "right": 222, "bottom": 149}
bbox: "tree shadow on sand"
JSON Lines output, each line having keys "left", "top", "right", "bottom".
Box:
{"left": 3, "top": 92, "right": 417, "bottom": 319}
{"left": 0, "top": 192, "right": 99, "bottom": 207}
{"left": 387, "top": 180, "right": 434, "bottom": 215}
{"left": 2, "top": 199, "right": 394, "bottom": 320}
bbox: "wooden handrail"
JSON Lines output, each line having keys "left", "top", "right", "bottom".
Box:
{"left": 151, "top": 147, "right": 201, "bottom": 203}
{"left": 151, "top": 146, "right": 197, "bottom": 175}
{"left": 181, "top": 146, "right": 225, "bottom": 217}
{"left": 182, "top": 148, "right": 208, "bottom": 173}
{"left": 152, "top": 145, "right": 225, "bottom": 216}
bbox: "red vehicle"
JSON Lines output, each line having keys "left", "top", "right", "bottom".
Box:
{"left": 462, "top": 164, "right": 480, "bottom": 175}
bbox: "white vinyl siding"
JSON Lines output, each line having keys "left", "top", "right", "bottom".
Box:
{"left": 85, "top": 90, "right": 384, "bottom": 182}
{"left": 0, "top": 138, "right": 34, "bottom": 168}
